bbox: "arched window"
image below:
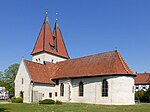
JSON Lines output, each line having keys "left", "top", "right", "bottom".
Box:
{"left": 60, "top": 83, "right": 64, "bottom": 96}
{"left": 102, "top": 79, "right": 108, "bottom": 97}
{"left": 79, "top": 81, "right": 84, "bottom": 96}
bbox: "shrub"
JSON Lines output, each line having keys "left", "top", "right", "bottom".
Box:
{"left": 55, "top": 100, "right": 62, "bottom": 105}
{"left": 11, "top": 97, "right": 23, "bottom": 103}
{"left": 39, "top": 99, "right": 55, "bottom": 104}
{"left": 11, "top": 97, "right": 16, "bottom": 103}
{"left": 15, "top": 97, "right": 23, "bottom": 103}
{"left": 135, "top": 89, "right": 150, "bottom": 103}
{"left": 145, "top": 88, "right": 150, "bottom": 103}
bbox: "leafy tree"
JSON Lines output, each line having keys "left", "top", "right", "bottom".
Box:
{"left": 0, "top": 71, "right": 5, "bottom": 86}
{"left": 135, "top": 90, "right": 145, "bottom": 102}
{"left": 145, "top": 88, "right": 150, "bottom": 103}
{"left": 3, "top": 64, "right": 19, "bottom": 97}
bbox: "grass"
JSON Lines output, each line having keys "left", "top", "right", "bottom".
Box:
{"left": 0, "top": 100, "right": 10, "bottom": 102}
{"left": 0, "top": 103, "right": 150, "bottom": 112}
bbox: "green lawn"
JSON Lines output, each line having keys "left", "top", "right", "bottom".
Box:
{"left": 0, "top": 103, "right": 150, "bottom": 112}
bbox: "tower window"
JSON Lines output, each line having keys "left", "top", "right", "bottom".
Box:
{"left": 79, "top": 81, "right": 84, "bottom": 96}
{"left": 102, "top": 79, "right": 108, "bottom": 97}
{"left": 36, "top": 59, "right": 38, "bottom": 61}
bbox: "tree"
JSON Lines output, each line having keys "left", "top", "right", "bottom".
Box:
{"left": 135, "top": 90, "right": 145, "bottom": 102}
{"left": 3, "top": 64, "right": 19, "bottom": 97}
{"left": 145, "top": 88, "right": 150, "bottom": 103}
{"left": 0, "top": 71, "right": 4, "bottom": 86}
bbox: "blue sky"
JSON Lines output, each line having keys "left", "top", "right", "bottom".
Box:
{"left": 0, "top": 0, "right": 150, "bottom": 73}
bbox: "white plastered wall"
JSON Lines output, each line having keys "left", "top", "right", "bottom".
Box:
{"left": 110, "top": 76, "right": 135, "bottom": 105}
{"left": 32, "top": 83, "right": 58, "bottom": 102}
{"left": 32, "top": 52, "right": 67, "bottom": 64}
{"left": 64, "top": 76, "right": 135, "bottom": 105}
{"left": 14, "top": 59, "right": 32, "bottom": 103}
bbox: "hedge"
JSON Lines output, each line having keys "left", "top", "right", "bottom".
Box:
{"left": 39, "top": 99, "right": 55, "bottom": 104}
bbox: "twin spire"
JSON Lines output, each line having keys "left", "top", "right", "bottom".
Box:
{"left": 31, "top": 12, "right": 69, "bottom": 59}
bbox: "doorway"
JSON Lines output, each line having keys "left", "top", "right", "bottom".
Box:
{"left": 20, "top": 91, "right": 24, "bottom": 99}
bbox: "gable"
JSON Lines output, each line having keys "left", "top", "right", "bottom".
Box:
{"left": 15, "top": 58, "right": 31, "bottom": 84}
{"left": 24, "top": 60, "right": 55, "bottom": 84}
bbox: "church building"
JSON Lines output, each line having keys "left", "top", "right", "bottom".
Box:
{"left": 15, "top": 13, "right": 135, "bottom": 105}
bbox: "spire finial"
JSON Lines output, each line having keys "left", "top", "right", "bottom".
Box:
{"left": 56, "top": 12, "right": 58, "bottom": 21}
{"left": 55, "top": 12, "right": 59, "bottom": 28}
{"left": 44, "top": 9, "right": 49, "bottom": 24}
{"left": 46, "top": 9, "right": 48, "bottom": 16}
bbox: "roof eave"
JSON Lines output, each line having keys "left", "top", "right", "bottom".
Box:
{"left": 52, "top": 73, "right": 136, "bottom": 80}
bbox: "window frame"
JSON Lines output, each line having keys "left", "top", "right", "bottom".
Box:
{"left": 102, "top": 79, "right": 108, "bottom": 97}
{"left": 79, "top": 81, "right": 84, "bottom": 97}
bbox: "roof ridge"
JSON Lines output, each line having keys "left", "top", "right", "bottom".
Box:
{"left": 116, "top": 51, "right": 131, "bottom": 74}
{"left": 137, "top": 73, "right": 150, "bottom": 75}
{"left": 24, "top": 59, "right": 45, "bottom": 65}
{"left": 57, "top": 50, "right": 117, "bottom": 64}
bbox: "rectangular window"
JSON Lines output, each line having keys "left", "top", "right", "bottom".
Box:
{"left": 49, "top": 93, "right": 52, "bottom": 98}
{"left": 55, "top": 92, "right": 57, "bottom": 97}
{"left": 136, "top": 86, "right": 139, "bottom": 89}
{"left": 22, "top": 78, "right": 23, "bottom": 84}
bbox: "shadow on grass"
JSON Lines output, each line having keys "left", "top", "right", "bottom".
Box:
{"left": 0, "top": 108, "right": 10, "bottom": 112}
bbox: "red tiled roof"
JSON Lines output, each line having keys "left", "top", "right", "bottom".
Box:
{"left": 24, "top": 60, "right": 55, "bottom": 84}
{"left": 53, "top": 50, "right": 135, "bottom": 79}
{"left": 31, "top": 14, "right": 69, "bottom": 59}
{"left": 53, "top": 21, "right": 69, "bottom": 59}
{"left": 24, "top": 50, "right": 134, "bottom": 84}
{"left": 135, "top": 73, "right": 150, "bottom": 85}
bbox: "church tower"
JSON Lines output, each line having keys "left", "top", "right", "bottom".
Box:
{"left": 31, "top": 12, "right": 69, "bottom": 64}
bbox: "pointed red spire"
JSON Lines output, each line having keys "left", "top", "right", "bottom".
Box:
{"left": 53, "top": 16, "right": 69, "bottom": 59}
{"left": 31, "top": 12, "right": 69, "bottom": 59}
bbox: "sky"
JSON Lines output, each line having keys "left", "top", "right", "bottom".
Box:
{"left": 0, "top": 0, "right": 150, "bottom": 73}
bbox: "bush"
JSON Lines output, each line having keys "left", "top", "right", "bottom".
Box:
{"left": 145, "top": 88, "right": 150, "bottom": 103}
{"left": 39, "top": 99, "right": 55, "bottom": 104}
{"left": 55, "top": 100, "right": 62, "bottom": 105}
{"left": 135, "top": 88, "right": 150, "bottom": 103}
{"left": 135, "top": 90, "right": 145, "bottom": 102}
{"left": 11, "top": 97, "right": 23, "bottom": 103}
{"left": 11, "top": 97, "right": 16, "bottom": 103}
